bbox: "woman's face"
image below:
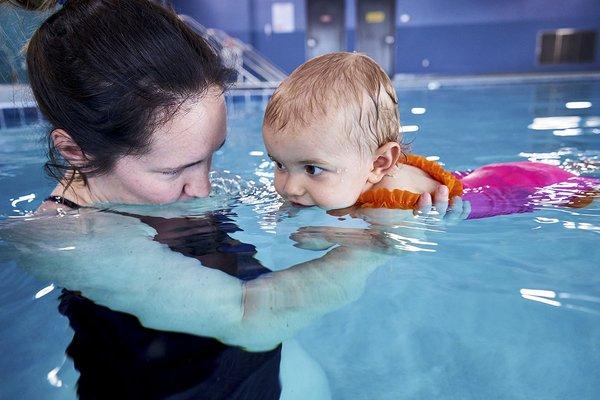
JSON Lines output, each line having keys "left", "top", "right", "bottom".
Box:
{"left": 90, "top": 90, "right": 227, "bottom": 204}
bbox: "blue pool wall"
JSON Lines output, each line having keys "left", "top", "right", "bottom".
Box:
{"left": 172, "top": 0, "right": 600, "bottom": 75}
{"left": 1, "top": 0, "right": 599, "bottom": 84}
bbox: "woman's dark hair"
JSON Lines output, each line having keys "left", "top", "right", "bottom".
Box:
{"left": 2, "top": 0, "right": 234, "bottom": 185}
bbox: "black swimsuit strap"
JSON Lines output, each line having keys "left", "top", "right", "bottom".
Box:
{"left": 45, "top": 195, "right": 82, "bottom": 210}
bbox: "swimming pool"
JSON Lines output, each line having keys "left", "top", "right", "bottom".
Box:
{"left": 1, "top": 76, "right": 599, "bottom": 399}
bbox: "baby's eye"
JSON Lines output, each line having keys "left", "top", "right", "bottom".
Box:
{"left": 275, "top": 161, "right": 286, "bottom": 171}
{"left": 305, "top": 165, "right": 325, "bottom": 176}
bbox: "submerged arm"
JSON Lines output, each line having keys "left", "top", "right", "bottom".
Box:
{"left": 4, "top": 211, "right": 389, "bottom": 351}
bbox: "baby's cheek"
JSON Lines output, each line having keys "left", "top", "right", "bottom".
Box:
{"left": 317, "top": 185, "right": 359, "bottom": 210}
{"left": 273, "top": 175, "right": 285, "bottom": 196}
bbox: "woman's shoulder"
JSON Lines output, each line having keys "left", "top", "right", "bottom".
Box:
{"left": 36, "top": 195, "right": 81, "bottom": 215}
{"left": 36, "top": 200, "right": 71, "bottom": 215}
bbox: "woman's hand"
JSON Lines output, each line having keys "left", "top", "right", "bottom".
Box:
{"left": 289, "top": 224, "right": 434, "bottom": 256}
{"left": 415, "top": 185, "right": 471, "bottom": 220}
{"left": 290, "top": 226, "right": 395, "bottom": 253}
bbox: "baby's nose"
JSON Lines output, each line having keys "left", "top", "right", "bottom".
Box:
{"left": 282, "top": 176, "right": 305, "bottom": 197}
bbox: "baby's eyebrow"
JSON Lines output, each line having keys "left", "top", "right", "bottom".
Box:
{"left": 298, "top": 158, "right": 330, "bottom": 166}
{"left": 268, "top": 153, "right": 329, "bottom": 166}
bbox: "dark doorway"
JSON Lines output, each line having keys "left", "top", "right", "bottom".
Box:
{"left": 538, "top": 30, "right": 597, "bottom": 64}
{"left": 356, "top": 0, "right": 396, "bottom": 75}
{"left": 306, "top": 0, "right": 345, "bottom": 60}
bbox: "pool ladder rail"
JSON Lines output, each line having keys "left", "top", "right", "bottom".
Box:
{"left": 180, "top": 15, "right": 287, "bottom": 91}
{"left": 0, "top": 15, "right": 287, "bottom": 129}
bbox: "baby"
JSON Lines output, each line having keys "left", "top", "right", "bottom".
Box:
{"left": 262, "top": 52, "right": 598, "bottom": 218}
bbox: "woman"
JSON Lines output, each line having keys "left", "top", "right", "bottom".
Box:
{"left": 2, "top": 0, "right": 457, "bottom": 398}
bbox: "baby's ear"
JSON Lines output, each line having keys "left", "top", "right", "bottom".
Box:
{"left": 368, "top": 142, "right": 401, "bottom": 184}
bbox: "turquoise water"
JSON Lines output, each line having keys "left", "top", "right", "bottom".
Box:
{"left": 1, "top": 78, "right": 599, "bottom": 399}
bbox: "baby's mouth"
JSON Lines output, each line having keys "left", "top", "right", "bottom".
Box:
{"left": 289, "top": 200, "right": 311, "bottom": 207}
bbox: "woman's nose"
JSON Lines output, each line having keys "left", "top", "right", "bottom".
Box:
{"left": 183, "top": 176, "right": 211, "bottom": 198}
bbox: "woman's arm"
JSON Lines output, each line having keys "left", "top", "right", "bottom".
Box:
{"left": 3, "top": 210, "right": 390, "bottom": 351}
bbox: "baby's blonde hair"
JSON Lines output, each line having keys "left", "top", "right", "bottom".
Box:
{"left": 264, "top": 52, "right": 403, "bottom": 155}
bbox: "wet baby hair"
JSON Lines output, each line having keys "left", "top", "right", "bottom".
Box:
{"left": 264, "top": 51, "right": 408, "bottom": 157}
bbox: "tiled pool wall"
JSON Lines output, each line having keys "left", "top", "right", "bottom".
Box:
{"left": 0, "top": 102, "right": 44, "bottom": 130}
{"left": 0, "top": 87, "right": 275, "bottom": 130}
{"left": 4, "top": 72, "right": 600, "bottom": 129}
{"left": 225, "top": 89, "right": 274, "bottom": 113}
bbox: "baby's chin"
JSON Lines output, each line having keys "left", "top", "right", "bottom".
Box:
{"left": 289, "top": 200, "right": 312, "bottom": 207}
{"left": 318, "top": 200, "right": 359, "bottom": 212}
{"left": 280, "top": 194, "right": 358, "bottom": 211}
{"left": 286, "top": 200, "right": 348, "bottom": 211}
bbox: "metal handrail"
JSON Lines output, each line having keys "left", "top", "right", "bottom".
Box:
{"left": 179, "top": 14, "right": 287, "bottom": 89}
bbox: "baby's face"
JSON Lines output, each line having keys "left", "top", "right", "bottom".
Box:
{"left": 263, "top": 123, "right": 373, "bottom": 210}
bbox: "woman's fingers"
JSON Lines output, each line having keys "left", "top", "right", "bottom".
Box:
{"left": 433, "top": 185, "right": 450, "bottom": 216}
{"left": 461, "top": 199, "right": 472, "bottom": 220}
{"left": 413, "top": 185, "right": 471, "bottom": 221}
{"left": 414, "top": 192, "right": 433, "bottom": 215}
{"left": 292, "top": 236, "right": 336, "bottom": 251}
{"left": 444, "top": 196, "right": 462, "bottom": 221}
{"left": 445, "top": 196, "right": 471, "bottom": 221}
{"left": 415, "top": 185, "right": 450, "bottom": 216}
{"left": 289, "top": 227, "right": 336, "bottom": 250}
{"left": 290, "top": 226, "right": 394, "bottom": 253}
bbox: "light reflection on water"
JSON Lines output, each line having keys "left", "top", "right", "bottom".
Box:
{"left": 0, "top": 79, "right": 599, "bottom": 399}
{"left": 520, "top": 288, "right": 600, "bottom": 315}
{"left": 565, "top": 101, "right": 592, "bottom": 110}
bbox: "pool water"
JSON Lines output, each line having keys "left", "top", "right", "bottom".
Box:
{"left": 1, "top": 77, "right": 599, "bottom": 399}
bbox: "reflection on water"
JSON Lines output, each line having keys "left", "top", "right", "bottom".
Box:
{"left": 401, "top": 124, "right": 419, "bottom": 133}
{"left": 528, "top": 115, "right": 583, "bottom": 130}
{"left": 34, "top": 283, "right": 54, "bottom": 299}
{"left": 520, "top": 288, "right": 600, "bottom": 315}
{"left": 565, "top": 101, "right": 592, "bottom": 109}
{"left": 0, "top": 79, "right": 599, "bottom": 399}
{"left": 1, "top": 188, "right": 442, "bottom": 398}
{"left": 518, "top": 148, "right": 599, "bottom": 174}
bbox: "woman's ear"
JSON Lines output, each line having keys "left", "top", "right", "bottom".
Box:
{"left": 367, "top": 142, "right": 401, "bottom": 184}
{"left": 51, "top": 129, "right": 89, "bottom": 168}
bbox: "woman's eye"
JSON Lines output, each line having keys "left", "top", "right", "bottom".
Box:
{"left": 305, "top": 165, "right": 325, "bottom": 176}
{"left": 161, "top": 169, "right": 181, "bottom": 176}
{"left": 275, "top": 161, "right": 286, "bottom": 171}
